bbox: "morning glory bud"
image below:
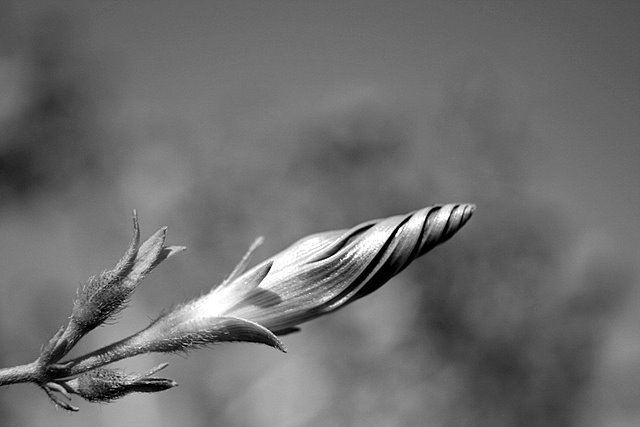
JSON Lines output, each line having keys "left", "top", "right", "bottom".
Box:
{"left": 194, "top": 203, "right": 475, "bottom": 335}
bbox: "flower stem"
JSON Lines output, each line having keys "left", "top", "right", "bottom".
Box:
{"left": 0, "top": 361, "right": 41, "bottom": 386}
{"left": 49, "top": 333, "right": 148, "bottom": 378}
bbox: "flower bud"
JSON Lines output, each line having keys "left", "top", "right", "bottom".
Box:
{"left": 44, "top": 212, "right": 186, "bottom": 363}
{"left": 205, "top": 203, "right": 475, "bottom": 334}
{"left": 65, "top": 363, "right": 177, "bottom": 403}
{"left": 72, "top": 212, "right": 185, "bottom": 329}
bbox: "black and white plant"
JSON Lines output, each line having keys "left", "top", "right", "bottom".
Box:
{"left": 0, "top": 204, "right": 474, "bottom": 411}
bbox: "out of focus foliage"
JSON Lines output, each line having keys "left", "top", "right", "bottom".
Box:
{"left": 0, "top": 13, "right": 115, "bottom": 201}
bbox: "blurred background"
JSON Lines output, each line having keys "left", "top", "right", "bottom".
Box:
{"left": 0, "top": 1, "right": 638, "bottom": 426}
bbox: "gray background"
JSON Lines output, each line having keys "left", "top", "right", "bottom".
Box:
{"left": 0, "top": 1, "right": 638, "bottom": 425}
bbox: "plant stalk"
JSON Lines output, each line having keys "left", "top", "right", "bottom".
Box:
{"left": 0, "top": 361, "right": 41, "bottom": 386}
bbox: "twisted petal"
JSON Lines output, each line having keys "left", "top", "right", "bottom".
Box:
{"left": 207, "top": 203, "right": 475, "bottom": 334}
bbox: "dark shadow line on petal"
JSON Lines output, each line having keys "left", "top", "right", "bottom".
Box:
{"left": 228, "top": 288, "right": 283, "bottom": 311}
{"left": 406, "top": 206, "right": 438, "bottom": 269}
{"left": 326, "top": 212, "right": 414, "bottom": 308}
{"left": 306, "top": 221, "right": 378, "bottom": 264}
